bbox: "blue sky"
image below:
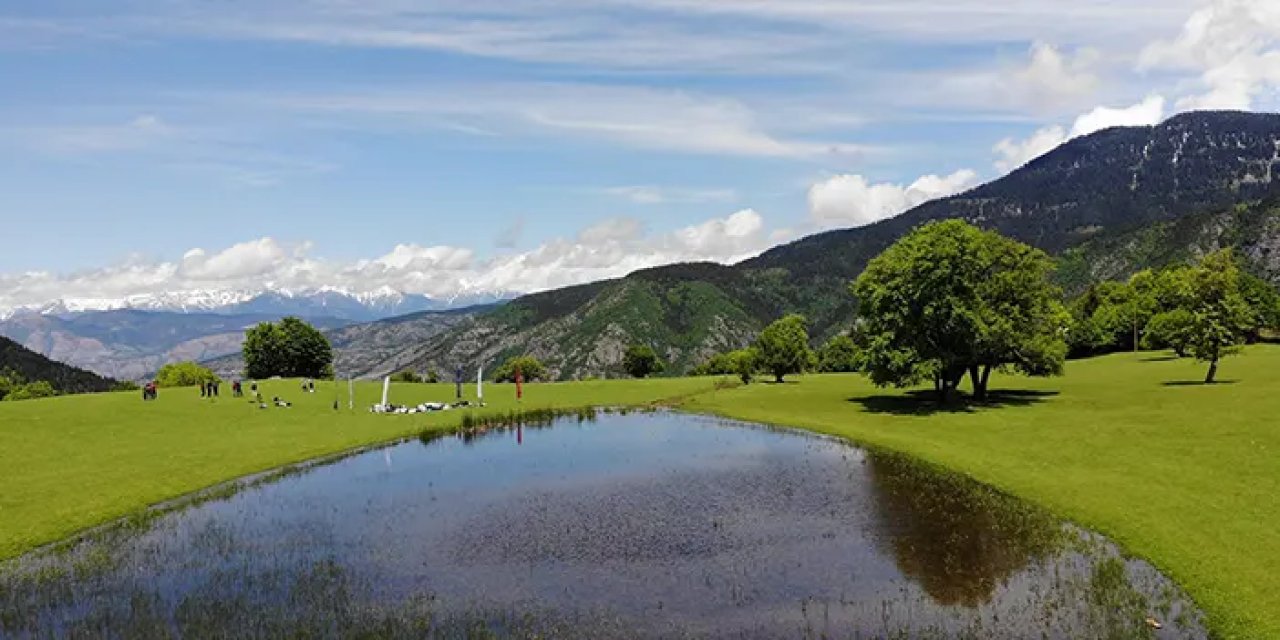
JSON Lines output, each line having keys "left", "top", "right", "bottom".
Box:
{"left": 1, "top": 0, "right": 1277, "bottom": 310}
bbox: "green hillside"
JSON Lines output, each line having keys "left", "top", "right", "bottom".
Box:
{"left": 396, "top": 112, "right": 1280, "bottom": 380}
{"left": 0, "top": 336, "right": 120, "bottom": 398}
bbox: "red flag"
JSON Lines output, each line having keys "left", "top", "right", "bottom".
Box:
{"left": 515, "top": 365, "right": 523, "bottom": 400}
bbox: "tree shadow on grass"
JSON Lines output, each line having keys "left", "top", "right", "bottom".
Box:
{"left": 850, "top": 389, "right": 1059, "bottom": 416}
{"left": 1161, "top": 380, "right": 1239, "bottom": 387}
{"left": 1140, "top": 355, "right": 1181, "bottom": 362}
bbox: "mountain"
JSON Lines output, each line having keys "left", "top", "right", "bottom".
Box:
{"left": 0, "top": 336, "right": 120, "bottom": 395}
{"left": 2, "top": 286, "right": 513, "bottom": 322}
{"left": 202, "top": 305, "right": 491, "bottom": 380}
{"left": 394, "top": 111, "right": 1280, "bottom": 380}
{"left": 0, "top": 310, "right": 350, "bottom": 381}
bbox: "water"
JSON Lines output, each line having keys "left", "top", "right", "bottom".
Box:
{"left": 0, "top": 411, "right": 1206, "bottom": 639}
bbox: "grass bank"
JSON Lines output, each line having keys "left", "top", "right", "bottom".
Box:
{"left": 681, "top": 345, "right": 1280, "bottom": 639}
{"left": 0, "top": 376, "right": 720, "bottom": 561}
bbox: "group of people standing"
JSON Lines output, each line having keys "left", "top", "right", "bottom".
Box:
{"left": 199, "top": 380, "right": 221, "bottom": 398}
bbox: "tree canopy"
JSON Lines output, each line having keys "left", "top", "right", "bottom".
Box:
{"left": 622, "top": 344, "right": 664, "bottom": 378}
{"left": 242, "top": 317, "right": 333, "bottom": 379}
{"left": 852, "top": 220, "right": 1067, "bottom": 401}
{"left": 493, "top": 355, "right": 548, "bottom": 382}
{"left": 754, "top": 314, "right": 814, "bottom": 382}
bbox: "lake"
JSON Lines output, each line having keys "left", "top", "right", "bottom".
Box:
{"left": 0, "top": 410, "right": 1206, "bottom": 639}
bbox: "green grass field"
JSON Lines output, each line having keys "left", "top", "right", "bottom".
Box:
{"left": 683, "top": 345, "right": 1280, "bottom": 639}
{"left": 2, "top": 349, "right": 1278, "bottom": 637}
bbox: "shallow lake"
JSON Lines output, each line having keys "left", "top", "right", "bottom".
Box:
{"left": 1, "top": 410, "right": 1206, "bottom": 639}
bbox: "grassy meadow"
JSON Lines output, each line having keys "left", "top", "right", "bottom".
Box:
{"left": 684, "top": 345, "right": 1280, "bottom": 639}
{"left": 2, "top": 348, "right": 1279, "bottom": 637}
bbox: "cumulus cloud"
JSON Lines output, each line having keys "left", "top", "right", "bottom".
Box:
{"left": 0, "top": 210, "right": 777, "bottom": 313}
{"left": 1140, "top": 0, "right": 1280, "bottom": 110}
{"left": 993, "top": 95, "right": 1166, "bottom": 172}
{"left": 807, "top": 170, "right": 978, "bottom": 229}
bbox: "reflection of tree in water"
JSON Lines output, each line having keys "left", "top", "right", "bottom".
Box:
{"left": 866, "top": 452, "right": 1063, "bottom": 607}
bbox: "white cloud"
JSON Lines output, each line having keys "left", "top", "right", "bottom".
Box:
{"left": 1140, "top": 0, "right": 1280, "bottom": 110}
{"left": 601, "top": 185, "right": 737, "bottom": 205}
{"left": 807, "top": 170, "right": 978, "bottom": 229}
{"left": 931, "top": 42, "right": 1100, "bottom": 113}
{"left": 0, "top": 209, "right": 779, "bottom": 313}
{"left": 267, "top": 84, "right": 865, "bottom": 159}
{"left": 992, "top": 95, "right": 1166, "bottom": 172}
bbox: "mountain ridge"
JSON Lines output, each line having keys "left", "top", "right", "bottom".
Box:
{"left": 393, "top": 110, "right": 1280, "bottom": 380}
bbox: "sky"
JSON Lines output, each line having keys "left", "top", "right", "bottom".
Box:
{"left": 2, "top": 0, "right": 1279, "bottom": 310}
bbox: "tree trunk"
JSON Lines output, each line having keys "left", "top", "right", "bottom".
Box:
{"left": 1205, "top": 356, "right": 1218, "bottom": 384}
{"left": 775, "top": 373, "right": 784, "bottom": 383}
{"left": 968, "top": 365, "right": 986, "bottom": 401}
{"left": 980, "top": 365, "right": 992, "bottom": 398}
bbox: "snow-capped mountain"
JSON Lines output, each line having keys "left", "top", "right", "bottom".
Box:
{"left": 1, "top": 286, "right": 514, "bottom": 322}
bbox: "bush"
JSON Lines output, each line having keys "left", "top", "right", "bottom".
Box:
{"left": 3, "top": 380, "right": 56, "bottom": 401}
{"left": 393, "top": 370, "right": 422, "bottom": 383}
{"left": 155, "top": 361, "right": 220, "bottom": 388}
{"left": 818, "top": 334, "right": 859, "bottom": 372}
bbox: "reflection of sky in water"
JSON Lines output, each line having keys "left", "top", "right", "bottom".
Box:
{"left": 1, "top": 412, "right": 1205, "bottom": 639}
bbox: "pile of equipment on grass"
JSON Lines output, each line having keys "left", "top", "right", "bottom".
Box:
{"left": 370, "top": 400, "right": 479, "bottom": 415}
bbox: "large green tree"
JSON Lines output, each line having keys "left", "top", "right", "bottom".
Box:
{"left": 1183, "top": 249, "right": 1257, "bottom": 383}
{"left": 242, "top": 317, "right": 333, "bottom": 379}
{"left": 754, "top": 314, "right": 814, "bottom": 382}
{"left": 852, "top": 220, "right": 1067, "bottom": 402}
{"left": 622, "top": 344, "right": 665, "bottom": 378}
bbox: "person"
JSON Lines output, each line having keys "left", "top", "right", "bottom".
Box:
{"left": 213, "top": 380, "right": 220, "bottom": 397}
{"left": 308, "top": 379, "right": 315, "bottom": 393}
{"left": 200, "top": 381, "right": 206, "bottom": 398}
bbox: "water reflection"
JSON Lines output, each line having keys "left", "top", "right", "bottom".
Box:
{"left": 0, "top": 412, "right": 1206, "bottom": 639}
{"left": 867, "top": 452, "right": 1062, "bottom": 607}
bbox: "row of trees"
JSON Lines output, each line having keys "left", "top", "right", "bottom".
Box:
{"left": 690, "top": 220, "right": 1274, "bottom": 398}
{"left": 1068, "top": 256, "right": 1279, "bottom": 362}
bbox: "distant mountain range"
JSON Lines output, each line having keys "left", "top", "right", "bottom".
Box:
{"left": 0, "top": 286, "right": 513, "bottom": 323}
{"left": 0, "top": 287, "right": 512, "bottom": 380}
{"left": 390, "top": 111, "right": 1280, "bottom": 380}
{"left": 202, "top": 306, "right": 490, "bottom": 381}
{"left": 0, "top": 310, "right": 352, "bottom": 381}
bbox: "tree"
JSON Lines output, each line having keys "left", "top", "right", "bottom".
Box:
{"left": 155, "top": 361, "right": 219, "bottom": 387}
{"left": 622, "top": 344, "right": 665, "bottom": 378}
{"left": 243, "top": 317, "right": 333, "bottom": 379}
{"left": 818, "top": 334, "right": 860, "bottom": 372}
{"left": 393, "top": 369, "right": 422, "bottom": 383}
{"left": 852, "top": 220, "right": 1067, "bottom": 402}
{"left": 493, "top": 355, "right": 548, "bottom": 382}
{"left": 1183, "top": 249, "right": 1257, "bottom": 383}
{"left": 1142, "top": 309, "right": 1196, "bottom": 356}
{"left": 755, "top": 314, "right": 815, "bottom": 382}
